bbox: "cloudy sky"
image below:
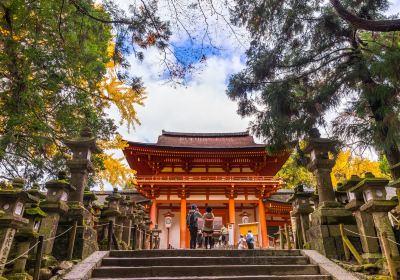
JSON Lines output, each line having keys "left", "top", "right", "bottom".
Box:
{"left": 105, "top": 1, "right": 400, "bottom": 189}
{"left": 111, "top": 0, "right": 251, "bottom": 145}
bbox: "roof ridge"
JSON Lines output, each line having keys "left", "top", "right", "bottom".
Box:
{"left": 161, "top": 130, "right": 250, "bottom": 137}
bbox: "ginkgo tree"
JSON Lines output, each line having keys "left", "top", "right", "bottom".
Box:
{"left": 278, "top": 149, "right": 389, "bottom": 189}
{"left": 0, "top": 0, "right": 170, "bottom": 188}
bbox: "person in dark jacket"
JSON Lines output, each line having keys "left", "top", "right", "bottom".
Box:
{"left": 187, "top": 204, "right": 202, "bottom": 249}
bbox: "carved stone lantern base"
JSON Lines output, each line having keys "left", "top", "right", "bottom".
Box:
{"left": 54, "top": 205, "right": 98, "bottom": 260}
{"left": 307, "top": 206, "right": 358, "bottom": 259}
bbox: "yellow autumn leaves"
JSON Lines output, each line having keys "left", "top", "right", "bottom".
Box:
{"left": 96, "top": 135, "right": 137, "bottom": 190}
{"left": 95, "top": 43, "right": 144, "bottom": 190}
{"left": 331, "top": 150, "right": 388, "bottom": 187}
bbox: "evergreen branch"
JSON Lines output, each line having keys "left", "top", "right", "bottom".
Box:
{"left": 330, "top": 0, "right": 400, "bottom": 32}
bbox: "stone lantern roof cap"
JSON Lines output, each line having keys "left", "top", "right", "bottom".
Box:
{"left": 303, "top": 138, "right": 339, "bottom": 154}
{"left": 25, "top": 206, "right": 47, "bottom": 217}
{"left": 0, "top": 190, "right": 38, "bottom": 204}
{"left": 349, "top": 172, "right": 389, "bottom": 192}
{"left": 105, "top": 187, "right": 123, "bottom": 201}
{"left": 337, "top": 175, "right": 362, "bottom": 192}
{"left": 63, "top": 127, "right": 102, "bottom": 154}
{"left": 27, "top": 184, "right": 46, "bottom": 200}
{"left": 45, "top": 174, "right": 76, "bottom": 193}
{"left": 287, "top": 184, "right": 314, "bottom": 202}
{"left": 84, "top": 187, "right": 97, "bottom": 201}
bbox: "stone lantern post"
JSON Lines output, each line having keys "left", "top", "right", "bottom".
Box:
{"left": 99, "top": 188, "right": 122, "bottom": 249}
{"left": 115, "top": 197, "right": 128, "bottom": 247}
{"left": 352, "top": 173, "right": 400, "bottom": 263}
{"left": 287, "top": 184, "right": 314, "bottom": 249}
{"left": 8, "top": 185, "right": 46, "bottom": 280}
{"left": 303, "top": 133, "right": 357, "bottom": 259}
{"left": 338, "top": 175, "right": 381, "bottom": 262}
{"left": 135, "top": 206, "right": 145, "bottom": 249}
{"left": 83, "top": 187, "right": 99, "bottom": 227}
{"left": 39, "top": 171, "right": 75, "bottom": 265}
{"left": 60, "top": 127, "right": 102, "bottom": 260}
{"left": 0, "top": 178, "right": 34, "bottom": 278}
{"left": 143, "top": 217, "right": 152, "bottom": 249}
{"left": 150, "top": 224, "right": 162, "bottom": 249}
{"left": 122, "top": 197, "right": 135, "bottom": 249}
{"left": 131, "top": 206, "right": 140, "bottom": 250}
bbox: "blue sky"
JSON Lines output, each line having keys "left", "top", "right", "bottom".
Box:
{"left": 103, "top": 0, "right": 400, "bottom": 190}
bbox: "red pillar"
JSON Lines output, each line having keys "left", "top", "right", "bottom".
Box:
{"left": 259, "top": 198, "right": 268, "bottom": 248}
{"left": 180, "top": 198, "right": 187, "bottom": 249}
{"left": 150, "top": 199, "right": 157, "bottom": 230}
{"left": 229, "top": 197, "right": 236, "bottom": 243}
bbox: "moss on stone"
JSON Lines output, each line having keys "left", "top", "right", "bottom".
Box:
{"left": 25, "top": 207, "right": 47, "bottom": 217}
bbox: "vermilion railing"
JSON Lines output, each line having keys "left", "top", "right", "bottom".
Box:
{"left": 136, "top": 175, "right": 283, "bottom": 183}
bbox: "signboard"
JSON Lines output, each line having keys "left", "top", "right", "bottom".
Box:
{"left": 238, "top": 222, "right": 259, "bottom": 236}
{"left": 228, "top": 223, "right": 234, "bottom": 246}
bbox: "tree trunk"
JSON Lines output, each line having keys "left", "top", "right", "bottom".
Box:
{"left": 330, "top": 0, "right": 400, "bottom": 32}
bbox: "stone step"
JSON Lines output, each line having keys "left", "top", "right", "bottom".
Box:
{"left": 109, "top": 249, "right": 302, "bottom": 258}
{"left": 102, "top": 256, "right": 310, "bottom": 266}
{"left": 91, "top": 265, "right": 321, "bottom": 278}
{"left": 92, "top": 276, "right": 331, "bottom": 280}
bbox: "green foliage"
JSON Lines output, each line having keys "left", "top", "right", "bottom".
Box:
{"left": 276, "top": 152, "right": 315, "bottom": 189}
{"left": 379, "top": 155, "right": 391, "bottom": 177}
{"left": 227, "top": 0, "right": 400, "bottom": 165}
{"left": 0, "top": 0, "right": 170, "bottom": 184}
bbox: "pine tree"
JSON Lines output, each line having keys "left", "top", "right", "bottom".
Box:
{"left": 227, "top": 0, "right": 400, "bottom": 180}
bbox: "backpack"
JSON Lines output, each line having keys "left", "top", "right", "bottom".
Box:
{"left": 187, "top": 212, "right": 198, "bottom": 229}
{"left": 246, "top": 233, "right": 254, "bottom": 244}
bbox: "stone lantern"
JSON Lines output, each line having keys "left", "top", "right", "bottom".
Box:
{"left": 103, "top": 188, "right": 122, "bottom": 219}
{"left": 135, "top": 205, "right": 145, "bottom": 249}
{"left": 39, "top": 171, "right": 75, "bottom": 262}
{"left": 83, "top": 186, "right": 97, "bottom": 211}
{"left": 63, "top": 127, "right": 102, "bottom": 204}
{"left": 339, "top": 175, "right": 381, "bottom": 262}
{"left": 334, "top": 184, "right": 349, "bottom": 206}
{"left": 0, "top": 178, "right": 34, "bottom": 278}
{"left": 115, "top": 197, "right": 128, "bottom": 246}
{"left": 122, "top": 197, "right": 135, "bottom": 249}
{"left": 8, "top": 184, "right": 47, "bottom": 280}
{"left": 352, "top": 173, "right": 400, "bottom": 262}
{"left": 303, "top": 131, "right": 356, "bottom": 259}
{"left": 130, "top": 205, "right": 140, "bottom": 250}
{"left": 287, "top": 184, "right": 313, "bottom": 249}
{"left": 144, "top": 217, "right": 152, "bottom": 249}
{"left": 151, "top": 224, "right": 162, "bottom": 249}
{"left": 59, "top": 127, "right": 101, "bottom": 260}
{"left": 98, "top": 188, "right": 122, "bottom": 250}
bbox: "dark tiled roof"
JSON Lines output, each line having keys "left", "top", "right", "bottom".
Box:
{"left": 154, "top": 130, "right": 265, "bottom": 148}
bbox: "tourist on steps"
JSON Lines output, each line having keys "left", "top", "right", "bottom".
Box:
{"left": 219, "top": 224, "right": 229, "bottom": 247}
{"left": 202, "top": 207, "right": 215, "bottom": 249}
{"left": 238, "top": 234, "right": 248, "bottom": 250}
{"left": 187, "top": 204, "right": 202, "bottom": 249}
{"left": 246, "top": 230, "right": 255, "bottom": 249}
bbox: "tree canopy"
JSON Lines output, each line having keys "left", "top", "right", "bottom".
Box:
{"left": 227, "top": 0, "right": 400, "bottom": 180}
{"left": 0, "top": 0, "right": 170, "bottom": 187}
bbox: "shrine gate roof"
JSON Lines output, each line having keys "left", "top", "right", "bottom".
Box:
{"left": 150, "top": 130, "right": 265, "bottom": 149}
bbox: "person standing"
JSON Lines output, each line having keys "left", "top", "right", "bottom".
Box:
{"left": 246, "top": 229, "right": 255, "bottom": 249}
{"left": 187, "top": 204, "right": 202, "bottom": 249}
{"left": 238, "top": 234, "right": 248, "bottom": 250}
{"left": 220, "top": 224, "right": 229, "bottom": 247}
{"left": 202, "top": 207, "right": 214, "bottom": 249}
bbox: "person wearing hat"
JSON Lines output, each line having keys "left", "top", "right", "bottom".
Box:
{"left": 202, "top": 207, "right": 215, "bottom": 249}
{"left": 187, "top": 204, "right": 202, "bottom": 249}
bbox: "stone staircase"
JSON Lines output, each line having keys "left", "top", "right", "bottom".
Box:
{"left": 90, "top": 249, "right": 332, "bottom": 279}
